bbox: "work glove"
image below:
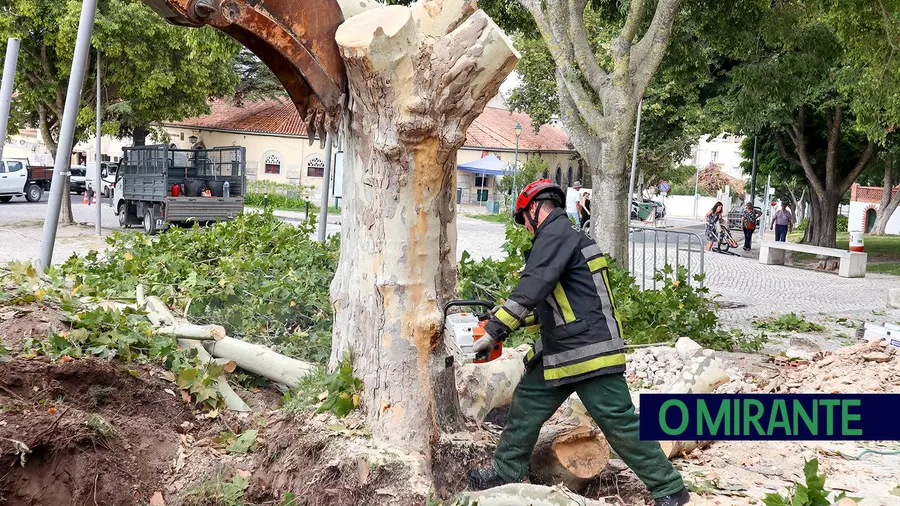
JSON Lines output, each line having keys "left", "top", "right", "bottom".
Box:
{"left": 473, "top": 331, "right": 499, "bottom": 362}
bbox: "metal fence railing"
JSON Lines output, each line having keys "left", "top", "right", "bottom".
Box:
{"left": 628, "top": 225, "right": 705, "bottom": 289}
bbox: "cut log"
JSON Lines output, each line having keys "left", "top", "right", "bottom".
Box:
{"left": 529, "top": 425, "right": 609, "bottom": 493}
{"left": 667, "top": 354, "right": 730, "bottom": 394}
{"left": 178, "top": 339, "right": 250, "bottom": 412}
{"left": 203, "top": 337, "right": 316, "bottom": 388}
{"left": 456, "top": 344, "right": 528, "bottom": 425}
{"left": 659, "top": 440, "right": 712, "bottom": 459}
{"left": 155, "top": 324, "right": 226, "bottom": 341}
{"left": 462, "top": 483, "right": 613, "bottom": 506}
{"left": 214, "top": 358, "right": 238, "bottom": 374}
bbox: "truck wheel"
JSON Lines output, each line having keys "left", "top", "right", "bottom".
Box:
{"left": 118, "top": 202, "right": 129, "bottom": 229}
{"left": 0, "top": 196, "right": 11, "bottom": 203}
{"left": 25, "top": 184, "right": 43, "bottom": 202}
{"left": 143, "top": 208, "right": 157, "bottom": 235}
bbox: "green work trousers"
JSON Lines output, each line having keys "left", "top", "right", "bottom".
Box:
{"left": 493, "top": 365, "right": 684, "bottom": 498}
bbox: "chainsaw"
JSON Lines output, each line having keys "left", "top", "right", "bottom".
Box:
{"left": 442, "top": 300, "right": 503, "bottom": 365}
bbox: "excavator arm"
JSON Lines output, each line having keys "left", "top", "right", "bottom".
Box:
{"left": 143, "top": 0, "right": 346, "bottom": 144}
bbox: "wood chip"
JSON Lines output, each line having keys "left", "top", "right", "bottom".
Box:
{"left": 149, "top": 491, "right": 165, "bottom": 506}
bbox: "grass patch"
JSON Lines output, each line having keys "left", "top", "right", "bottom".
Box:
{"left": 465, "top": 213, "right": 511, "bottom": 223}
{"left": 869, "top": 263, "right": 900, "bottom": 275}
{"left": 787, "top": 232, "right": 900, "bottom": 275}
{"left": 753, "top": 313, "right": 825, "bottom": 333}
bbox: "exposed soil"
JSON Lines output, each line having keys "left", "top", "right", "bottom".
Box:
{"left": 0, "top": 303, "right": 68, "bottom": 354}
{"left": 0, "top": 358, "right": 207, "bottom": 505}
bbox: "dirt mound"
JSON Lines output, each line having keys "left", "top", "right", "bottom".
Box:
{"left": 0, "top": 303, "right": 67, "bottom": 354}
{"left": 0, "top": 358, "right": 201, "bottom": 505}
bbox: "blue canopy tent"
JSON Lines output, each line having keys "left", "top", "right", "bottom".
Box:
{"left": 457, "top": 154, "right": 505, "bottom": 207}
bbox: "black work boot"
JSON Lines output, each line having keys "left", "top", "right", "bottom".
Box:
{"left": 654, "top": 488, "right": 690, "bottom": 506}
{"left": 466, "top": 466, "right": 509, "bottom": 490}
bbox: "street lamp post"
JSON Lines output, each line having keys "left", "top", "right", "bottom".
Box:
{"left": 512, "top": 122, "right": 522, "bottom": 211}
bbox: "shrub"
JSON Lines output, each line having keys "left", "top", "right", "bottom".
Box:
{"left": 52, "top": 210, "right": 339, "bottom": 363}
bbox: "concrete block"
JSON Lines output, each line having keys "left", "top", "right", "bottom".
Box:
{"left": 839, "top": 252, "right": 867, "bottom": 278}
{"left": 759, "top": 245, "right": 785, "bottom": 265}
{"left": 889, "top": 288, "right": 900, "bottom": 309}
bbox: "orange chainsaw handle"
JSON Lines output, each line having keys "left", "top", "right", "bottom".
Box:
{"left": 473, "top": 321, "right": 502, "bottom": 363}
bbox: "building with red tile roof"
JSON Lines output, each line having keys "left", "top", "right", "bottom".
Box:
{"left": 159, "top": 99, "right": 580, "bottom": 204}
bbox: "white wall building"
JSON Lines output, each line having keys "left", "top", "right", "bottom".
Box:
{"left": 684, "top": 133, "right": 746, "bottom": 181}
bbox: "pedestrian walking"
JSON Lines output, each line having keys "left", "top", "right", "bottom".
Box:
{"left": 741, "top": 202, "right": 757, "bottom": 251}
{"left": 579, "top": 191, "right": 591, "bottom": 226}
{"left": 704, "top": 201, "right": 724, "bottom": 251}
{"left": 565, "top": 181, "right": 583, "bottom": 226}
{"left": 467, "top": 179, "right": 690, "bottom": 506}
{"left": 772, "top": 204, "right": 793, "bottom": 242}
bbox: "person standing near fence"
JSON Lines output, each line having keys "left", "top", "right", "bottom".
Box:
{"left": 565, "top": 181, "right": 583, "bottom": 226}
{"left": 771, "top": 204, "right": 793, "bottom": 242}
{"left": 741, "top": 202, "right": 757, "bottom": 251}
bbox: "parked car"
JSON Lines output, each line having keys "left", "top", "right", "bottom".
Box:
{"left": 70, "top": 165, "right": 87, "bottom": 194}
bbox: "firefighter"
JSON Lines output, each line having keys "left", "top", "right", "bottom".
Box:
{"left": 467, "top": 179, "right": 690, "bottom": 506}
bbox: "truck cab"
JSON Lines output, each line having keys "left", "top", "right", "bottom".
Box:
{"left": 112, "top": 145, "right": 246, "bottom": 234}
{"left": 0, "top": 160, "right": 28, "bottom": 202}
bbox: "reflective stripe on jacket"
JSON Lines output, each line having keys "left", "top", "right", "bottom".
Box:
{"left": 485, "top": 208, "right": 625, "bottom": 386}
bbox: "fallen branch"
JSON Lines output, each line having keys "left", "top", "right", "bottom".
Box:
{"left": 155, "top": 324, "right": 226, "bottom": 341}
{"left": 144, "top": 296, "right": 176, "bottom": 327}
{"left": 203, "top": 337, "right": 316, "bottom": 388}
{"left": 456, "top": 345, "right": 529, "bottom": 425}
{"left": 178, "top": 339, "right": 250, "bottom": 412}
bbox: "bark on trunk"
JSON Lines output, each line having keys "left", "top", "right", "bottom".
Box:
{"left": 590, "top": 130, "right": 632, "bottom": 261}
{"left": 133, "top": 126, "right": 149, "bottom": 146}
{"left": 39, "top": 115, "right": 74, "bottom": 225}
{"left": 456, "top": 344, "right": 528, "bottom": 426}
{"left": 59, "top": 176, "right": 75, "bottom": 225}
{"left": 872, "top": 156, "right": 899, "bottom": 235}
{"left": 329, "top": 1, "right": 518, "bottom": 455}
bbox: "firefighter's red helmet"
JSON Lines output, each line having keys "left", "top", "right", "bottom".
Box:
{"left": 514, "top": 179, "right": 566, "bottom": 225}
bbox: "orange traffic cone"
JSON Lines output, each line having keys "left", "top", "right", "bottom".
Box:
{"left": 92, "top": 193, "right": 98, "bottom": 205}
{"left": 82, "top": 192, "right": 89, "bottom": 205}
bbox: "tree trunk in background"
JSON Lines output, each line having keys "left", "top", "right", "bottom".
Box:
{"left": 872, "top": 156, "right": 899, "bottom": 235}
{"left": 133, "top": 126, "right": 148, "bottom": 146}
{"left": 38, "top": 115, "right": 74, "bottom": 225}
{"left": 329, "top": 1, "right": 518, "bottom": 456}
{"left": 520, "top": 0, "right": 682, "bottom": 262}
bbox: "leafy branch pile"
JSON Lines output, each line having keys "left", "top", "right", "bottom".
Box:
{"left": 459, "top": 222, "right": 752, "bottom": 350}
{"left": 763, "top": 458, "right": 859, "bottom": 506}
{"left": 754, "top": 313, "right": 825, "bottom": 333}
{"left": 53, "top": 211, "right": 339, "bottom": 363}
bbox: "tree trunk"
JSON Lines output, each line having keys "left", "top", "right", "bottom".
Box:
{"left": 590, "top": 128, "right": 632, "bottom": 261}
{"left": 872, "top": 156, "right": 899, "bottom": 235}
{"left": 133, "top": 126, "right": 149, "bottom": 146}
{"left": 807, "top": 191, "right": 839, "bottom": 248}
{"left": 329, "top": 2, "right": 518, "bottom": 456}
{"left": 38, "top": 113, "right": 74, "bottom": 225}
{"left": 59, "top": 176, "right": 75, "bottom": 225}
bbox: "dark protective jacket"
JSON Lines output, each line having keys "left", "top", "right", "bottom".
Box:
{"left": 485, "top": 208, "right": 626, "bottom": 387}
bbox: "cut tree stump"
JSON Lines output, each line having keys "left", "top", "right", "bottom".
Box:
{"left": 659, "top": 440, "right": 712, "bottom": 459}
{"left": 328, "top": 0, "right": 518, "bottom": 453}
{"left": 203, "top": 337, "right": 316, "bottom": 388}
{"left": 529, "top": 425, "right": 609, "bottom": 492}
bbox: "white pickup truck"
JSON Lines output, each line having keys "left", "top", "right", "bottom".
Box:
{"left": 86, "top": 161, "right": 118, "bottom": 198}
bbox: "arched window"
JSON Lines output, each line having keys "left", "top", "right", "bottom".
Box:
{"left": 554, "top": 166, "right": 562, "bottom": 185}
{"left": 577, "top": 166, "right": 583, "bottom": 182}
{"left": 307, "top": 157, "right": 325, "bottom": 177}
{"left": 264, "top": 153, "right": 281, "bottom": 174}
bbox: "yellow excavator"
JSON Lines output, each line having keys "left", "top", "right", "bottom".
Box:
{"left": 142, "top": 0, "right": 345, "bottom": 145}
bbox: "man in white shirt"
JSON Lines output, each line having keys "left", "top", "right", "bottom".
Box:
{"left": 565, "top": 181, "right": 583, "bottom": 226}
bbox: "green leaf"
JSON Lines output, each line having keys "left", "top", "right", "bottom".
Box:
{"left": 226, "top": 429, "right": 258, "bottom": 454}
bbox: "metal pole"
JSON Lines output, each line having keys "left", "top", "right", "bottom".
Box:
{"left": 0, "top": 39, "right": 21, "bottom": 162}
{"left": 750, "top": 136, "right": 758, "bottom": 205}
{"left": 692, "top": 164, "right": 700, "bottom": 218}
{"left": 317, "top": 133, "right": 334, "bottom": 243}
{"left": 95, "top": 49, "right": 102, "bottom": 235}
{"left": 627, "top": 100, "right": 643, "bottom": 204}
{"left": 513, "top": 135, "right": 520, "bottom": 197}
{"left": 39, "top": 0, "right": 98, "bottom": 269}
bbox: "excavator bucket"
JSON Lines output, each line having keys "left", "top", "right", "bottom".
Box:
{"left": 142, "top": 0, "right": 345, "bottom": 144}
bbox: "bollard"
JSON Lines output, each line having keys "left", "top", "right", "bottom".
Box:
{"left": 305, "top": 200, "right": 310, "bottom": 220}
{"left": 263, "top": 193, "right": 268, "bottom": 209}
